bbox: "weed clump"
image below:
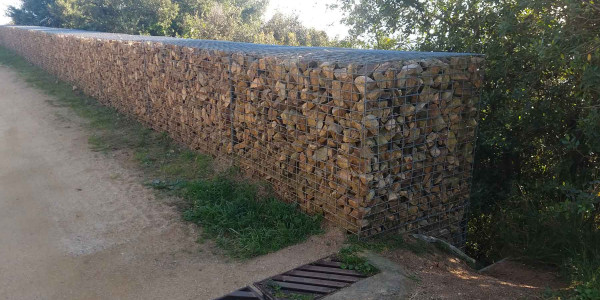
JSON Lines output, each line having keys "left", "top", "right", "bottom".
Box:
{"left": 336, "top": 245, "right": 378, "bottom": 275}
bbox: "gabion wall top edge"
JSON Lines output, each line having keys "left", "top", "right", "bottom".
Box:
{"left": 2, "top": 25, "right": 482, "bottom": 64}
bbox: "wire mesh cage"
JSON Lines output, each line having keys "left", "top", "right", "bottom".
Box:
{"left": 0, "top": 26, "right": 484, "bottom": 247}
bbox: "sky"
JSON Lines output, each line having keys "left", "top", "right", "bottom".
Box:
{"left": 0, "top": 0, "right": 19, "bottom": 25}
{"left": 0, "top": 0, "right": 351, "bottom": 38}
{"left": 262, "top": 0, "right": 349, "bottom": 39}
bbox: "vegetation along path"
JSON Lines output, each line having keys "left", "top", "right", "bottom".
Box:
{"left": 0, "top": 47, "right": 571, "bottom": 300}
{"left": 0, "top": 64, "right": 345, "bottom": 299}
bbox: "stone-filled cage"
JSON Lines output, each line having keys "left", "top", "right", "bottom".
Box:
{"left": 0, "top": 26, "right": 484, "bottom": 246}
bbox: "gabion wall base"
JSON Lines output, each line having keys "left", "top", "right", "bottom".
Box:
{"left": 0, "top": 26, "right": 484, "bottom": 246}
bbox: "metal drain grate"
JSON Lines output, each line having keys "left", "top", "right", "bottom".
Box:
{"left": 214, "top": 286, "right": 264, "bottom": 300}
{"left": 255, "top": 257, "right": 369, "bottom": 299}
{"left": 213, "top": 256, "right": 374, "bottom": 300}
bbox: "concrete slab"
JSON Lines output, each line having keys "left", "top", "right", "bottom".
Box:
{"left": 323, "top": 252, "right": 414, "bottom": 300}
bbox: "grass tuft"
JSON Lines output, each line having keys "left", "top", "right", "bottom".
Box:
{"left": 268, "top": 281, "right": 316, "bottom": 300}
{"left": 334, "top": 234, "right": 433, "bottom": 277}
{"left": 346, "top": 234, "right": 433, "bottom": 256}
{"left": 336, "top": 245, "right": 379, "bottom": 275}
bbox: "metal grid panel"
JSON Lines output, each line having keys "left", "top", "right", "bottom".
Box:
{"left": 0, "top": 26, "right": 484, "bottom": 246}
{"left": 3, "top": 26, "right": 478, "bottom": 63}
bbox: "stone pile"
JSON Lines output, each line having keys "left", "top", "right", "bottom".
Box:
{"left": 0, "top": 26, "right": 484, "bottom": 245}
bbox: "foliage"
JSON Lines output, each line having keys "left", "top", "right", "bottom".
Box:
{"left": 6, "top": 0, "right": 334, "bottom": 46}
{"left": 0, "top": 46, "right": 323, "bottom": 259}
{"left": 575, "top": 281, "right": 600, "bottom": 300}
{"left": 496, "top": 183, "right": 600, "bottom": 287}
{"left": 261, "top": 12, "right": 330, "bottom": 46}
{"left": 176, "top": 0, "right": 265, "bottom": 42}
{"left": 6, "top": 0, "right": 60, "bottom": 26}
{"left": 336, "top": 245, "right": 379, "bottom": 275}
{"left": 334, "top": 0, "right": 600, "bottom": 295}
{"left": 268, "top": 281, "right": 316, "bottom": 300}
{"left": 51, "top": 0, "right": 180, "bottom": 35}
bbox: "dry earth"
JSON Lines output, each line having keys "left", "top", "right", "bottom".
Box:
{"left": 0, "top": 66, "right": 346, "bottom": 300}
{"left": 390, "top": 247, "right": 567, "bottom": 299}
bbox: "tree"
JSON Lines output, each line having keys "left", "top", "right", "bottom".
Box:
{"left": 335, "top": 0, "right": 600, "bottom": 293}
{"left": 6, "top": 0, "right": 333, "bottom": 46}
{"left": 178, "top": 0, "right": 265, "bottom": 42}
{"left": 6, "top": 0, "right": 60, "bottom": 26}
{"left": 55, "top": 0, "right": 179, "bottom": 35}
{"left": 9, "top": 0, "right": 180, "bottom": 35}
{"left": 262, "top": 12, "right": 330, "bottom": 46}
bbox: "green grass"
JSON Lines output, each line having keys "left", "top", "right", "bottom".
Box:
{"left": 407, "top": 273, "right": 422, "bottom": 283}
{"left": 336, "top": 245, "right": 379, "bottom": 275}
{"left": 0, "top": 46, "right": 322, "bottom": 259}
{"left": 339, "top": 232, "right": 488, "bottom": 275}
{"left": 331, "top": 233, "right": 437, "bottom": 277}
{"left": 268, "top": 281, "right": 316, "bottom": 300}
{"left": 0, "top": 47, "right": 208, "bottom": 182}
{"left": 180, "top": 177, "right": 322, "bottom": 259}
{"left": 346, "top": 234, "right": 433, "bottom": 256}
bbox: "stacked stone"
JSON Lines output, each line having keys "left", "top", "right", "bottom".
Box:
{"left": 0, "top": 25, "right": 483, "bottom": 245}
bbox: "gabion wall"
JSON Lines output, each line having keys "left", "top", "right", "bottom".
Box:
{"left": 0, "top": 26, "right": 484, "bottom": 245}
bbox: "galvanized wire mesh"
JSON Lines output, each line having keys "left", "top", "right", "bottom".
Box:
{"left": 0, "top": 25, "right": 484, "bottom": 246}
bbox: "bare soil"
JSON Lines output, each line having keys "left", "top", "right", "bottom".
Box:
{"left": 382, "top": 247, "right": 567, "bottom": 299}
{"left": 0, "top": 67, "right": 345, "bottom": 300}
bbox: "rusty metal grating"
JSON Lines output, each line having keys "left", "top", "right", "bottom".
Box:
{"left": 213, "top": 256, "right": 373, "bottom": 300}
{"left": 255, "top": 257, "right": 369, "bottom": 299}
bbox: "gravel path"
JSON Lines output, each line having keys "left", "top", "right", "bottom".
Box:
{"left": 0, "top": 66, "right": 344, "bottom": 300}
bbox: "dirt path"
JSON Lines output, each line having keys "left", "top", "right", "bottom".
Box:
{"left": 0, "top": 66, "right": 345, "bottom": 300}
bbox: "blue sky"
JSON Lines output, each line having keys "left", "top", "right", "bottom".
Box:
{"left": 0, "top": 0, "right": 350, "bottom": 38}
